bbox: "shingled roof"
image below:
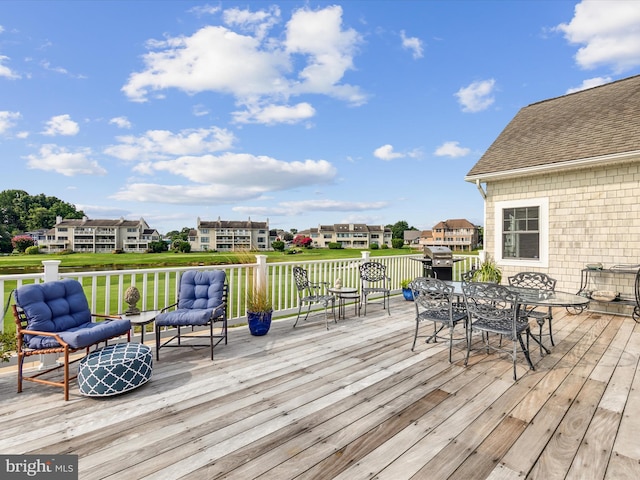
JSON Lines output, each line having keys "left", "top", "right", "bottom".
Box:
{"left": 466, "top": 74, "right": 640, "bottom": 180}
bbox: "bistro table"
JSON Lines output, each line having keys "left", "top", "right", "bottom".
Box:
{"left": 328, "top": 287, "right": 360, "bottom": 320}
{"left": 121, "top": 310, "right": 161, "bottom": 344}
{"left": 445, "top": 281, "right": 590, "bottom": 353}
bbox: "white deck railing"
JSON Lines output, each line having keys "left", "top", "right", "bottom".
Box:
{"left": 1, "top": 252, "right": 481, "bottom": 336}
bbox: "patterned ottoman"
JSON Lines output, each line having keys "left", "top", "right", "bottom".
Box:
{"left": 78, "top": 343, "right": 152, "bottom": 397}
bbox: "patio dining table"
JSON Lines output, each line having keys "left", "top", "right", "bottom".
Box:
{"left": 445, "top": 281, "right": 590, "bottom": 353}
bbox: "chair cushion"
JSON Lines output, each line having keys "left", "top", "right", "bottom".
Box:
{"left": 15, "top": 279, "right": 91, "bottom": 332}
{"left": 15, "top": 279, "right": 131, "bottom": 350}
{"left": 155, "top": 308, "right": 213, "bottom": 327}
{"left": 29, "top": 319, "right": 131, "bottom": 350}
{"left": 177, "top": 270, "right": 225, "bottom": 310}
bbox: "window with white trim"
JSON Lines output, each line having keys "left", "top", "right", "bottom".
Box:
{"left": 494, "top": 198, "right": 548, "bottom": 267}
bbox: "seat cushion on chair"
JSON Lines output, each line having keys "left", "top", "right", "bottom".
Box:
{"left": 155, "top": 308, "right": 213, "bottom": 327}
{"left": 28, "top": 319, "right": 131, "bottom": 350}
{"left": 78, "top": 343, "right": 152, "bottom": 397}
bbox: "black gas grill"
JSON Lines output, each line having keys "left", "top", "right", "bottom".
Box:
{"left": 412, "top": 246, "right": 453, "bottom": 281}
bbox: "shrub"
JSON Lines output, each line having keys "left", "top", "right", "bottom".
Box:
{"left": 380, "top": 244, "right": 389, "bottom": 249}
{"left": 271, "top": 240, "right": 285, "bottom": 252}
{"left": 60, "top": 249, "right": 75, "bottom": 255}
{"left": 328, "top": 242, "right": 342, "bottom": 249}
{"left": 25, "top": 245, "right": 40, "bottom": 255}
{"left": 11, "top": 235, "right": 34, "bottom": 253}
{"left": 391, "top": 238, "right": 404, "bottom": 249}
{"left": 0, "top": 331, "right": 16, "bottom": 363}
{"left": 369, "top": 243, "right": 379, "bottom": 250}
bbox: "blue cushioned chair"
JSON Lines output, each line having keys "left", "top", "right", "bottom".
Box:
{"left": 12, "top": 279, "right": 131, "bottom": 401}
{"left": 155, "top": 270, "right": 228, "bottom": 361}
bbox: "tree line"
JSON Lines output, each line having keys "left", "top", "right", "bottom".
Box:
{"left": 0, "top": 189, "right": 84, "bottom": 253}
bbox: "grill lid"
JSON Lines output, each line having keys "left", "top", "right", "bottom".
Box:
{"left": 424, "top": 246, "right": 453, "bottom": 259}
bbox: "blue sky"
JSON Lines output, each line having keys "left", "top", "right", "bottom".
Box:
{"left": 1, "top": 1, "right": 640, "bottom": 235}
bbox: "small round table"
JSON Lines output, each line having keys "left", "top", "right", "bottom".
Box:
{"left": 328, "top": 287, "right": 360, "bottom": 320}
{"left": 122, "top": 310, "right": 160, "bottom": 344}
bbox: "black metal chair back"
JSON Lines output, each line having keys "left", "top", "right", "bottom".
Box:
{"left": 410, "top": 277, "right": 467, "bottom": 362}
{"left": 359, "top": 262, "right": 391, "bottom": 315}
{"left": 462, "top": 281, "right": 534, "bottom": 380}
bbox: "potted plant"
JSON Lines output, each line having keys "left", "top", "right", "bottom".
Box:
{"left": 246, "top": 284, "right": 273, "bottom": 336}
{"left": 400, "top": 278, "right": 414, "bottom": 301}
{"left": 472, "top": 254, "right": 502, "bottom": 283}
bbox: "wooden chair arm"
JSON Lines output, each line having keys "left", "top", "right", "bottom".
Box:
{"left": 18, "top": 329, "right": 69, "bottom": 347}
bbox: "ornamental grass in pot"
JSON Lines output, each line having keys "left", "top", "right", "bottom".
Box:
{"left": 246, "top": 284, "right": 273, "bottom": 336}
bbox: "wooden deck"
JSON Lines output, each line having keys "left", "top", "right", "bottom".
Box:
{"left": 2, "top": 297, "right": 640, "bottom": 479}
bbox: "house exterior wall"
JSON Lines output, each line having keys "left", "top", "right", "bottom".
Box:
{"left": 190, "top": 220, "right": 270, "bottom": 251}
{"left": 485, "top": 162, "right": 640, "bottom": 316}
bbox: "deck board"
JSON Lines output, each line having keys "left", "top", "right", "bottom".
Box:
{"left": 1, "top": 297, "right": 640, "bottom": 479}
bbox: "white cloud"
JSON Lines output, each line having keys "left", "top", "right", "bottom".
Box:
{"left": 232, "top": 102, "right": 315, "bottom": 124}
{"left": 374, "top": 144, "right": 403, "bottom": 161}
{"left": 556, "top": 0, "right": 640, "bottom": 72}
{"left": 25, "top": 144, "right": 107, "bottom": 176}
{"left": 0, "top": 111, "right": 21, "bottom": 134}
{"left": 373, "top": 144, "right": 420, "bottom": 161}
{"left": 112, "top": 152, "right": 337, "bottom": 205}
{"left": 122, "top": 5, "right": 365, "bottom": 124}
{"left": 565, "top": 76, "right": 612, "bottom": 94}
{"left": 109, "top": 116, "right": 132, "bottom": 129}
{"left": 0, "top": 55, "right": 20, "bottom": 79}
{"left": 434, "top": 141, "right": 471, "bottom": 158}
{"left": 400, "top": 30, "right": 423, "bottom": 59}
{"left": 42, "top": 114, "right": 80, "bottom": 136}
{"left": 104, "top": 126, "right": 236, "bottom": 161}
{"left": 223, "top": 5, "right": 281, "bottom": 41}
{"left": 455, "top": 79, "right": 496, "bottom": 112}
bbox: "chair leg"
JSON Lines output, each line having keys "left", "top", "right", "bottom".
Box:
{"left": 548, "top": 312, "right": 555, "bottom": 346}
{"left": 155, "top": 326, "right": 161, "bottom": 360}
{"left": 412, "top": 319, "right": 420, "bottom": 351}
{"left": 517, "top": 333, "right": 535, "bottom": 371}
{"left": 63, "top": 348, "right": 70, "bottom": 401}
{"left": 210, "top": 322, "right": 214, "bottom": 360}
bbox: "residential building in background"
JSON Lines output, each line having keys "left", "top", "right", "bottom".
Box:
{"left": 189, "top": 217, "right": 270, "bottom": 251}
{"left": 426, "top": 219, "right": 479, "bottom": 252}
{"left": 38, "top": 216, "right": 159, "bottom": 253}
{"left": 302, "top": 224, "right": 393, "bottom": 248}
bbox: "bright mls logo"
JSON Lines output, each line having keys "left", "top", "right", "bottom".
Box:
{"left": 1, "top": 455, "right": 78, "bottom": 479}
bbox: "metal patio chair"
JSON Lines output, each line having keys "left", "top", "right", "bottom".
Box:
{"left": 508, "top": 271, "right": 556, "bottom": 354}
{"left": 410, "top": 277, "right": 468, "bottom": 362}
{"left": 462, "top": 281, "right": 534, "bottom": 380}
{"left": 359, "top": 261, "right": 391, "bottom": 316}
{"left": 292, "top": 266, "right": 336, "bottom": 329}
{"left": 155, "top": 270, "right": 228, "bottom": 361}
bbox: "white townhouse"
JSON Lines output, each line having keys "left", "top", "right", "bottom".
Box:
{"left": 188, "top": 217, "right": 271, "bottom": 252}
{"left": 39, "top": 216, "right": 160, "bottom": 253}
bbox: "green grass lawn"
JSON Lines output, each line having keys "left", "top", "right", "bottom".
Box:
{"left": 0, "top": 247, "right": 420, "bottom": 273}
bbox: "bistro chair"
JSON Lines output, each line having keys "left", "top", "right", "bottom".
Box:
{"left": 462, "top": 281, "right": 534, "bottom": 380}
{"left": 292, "top": 266, "right": 336, "bottom": 329}
{"left": 359, "top": 261, "right": 391, "bottom": 316}
{"left": 155, "top": 270, "right": 228, "bottom": 361}
{"left": 508, "top": 271, "right": 556, "bottom": 354}
{"left": 410, "top": 277, "right": 468, "bottom": 362}
{"left": 12, "top": 279, "right": 131, "bottom": 400}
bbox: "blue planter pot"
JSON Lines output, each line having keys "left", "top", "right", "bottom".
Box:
{"left": 402, "top": 288, "right": 414, "bottom": 301}
{"left": 248, "top": 310, "right": 273, "bottom": 336}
